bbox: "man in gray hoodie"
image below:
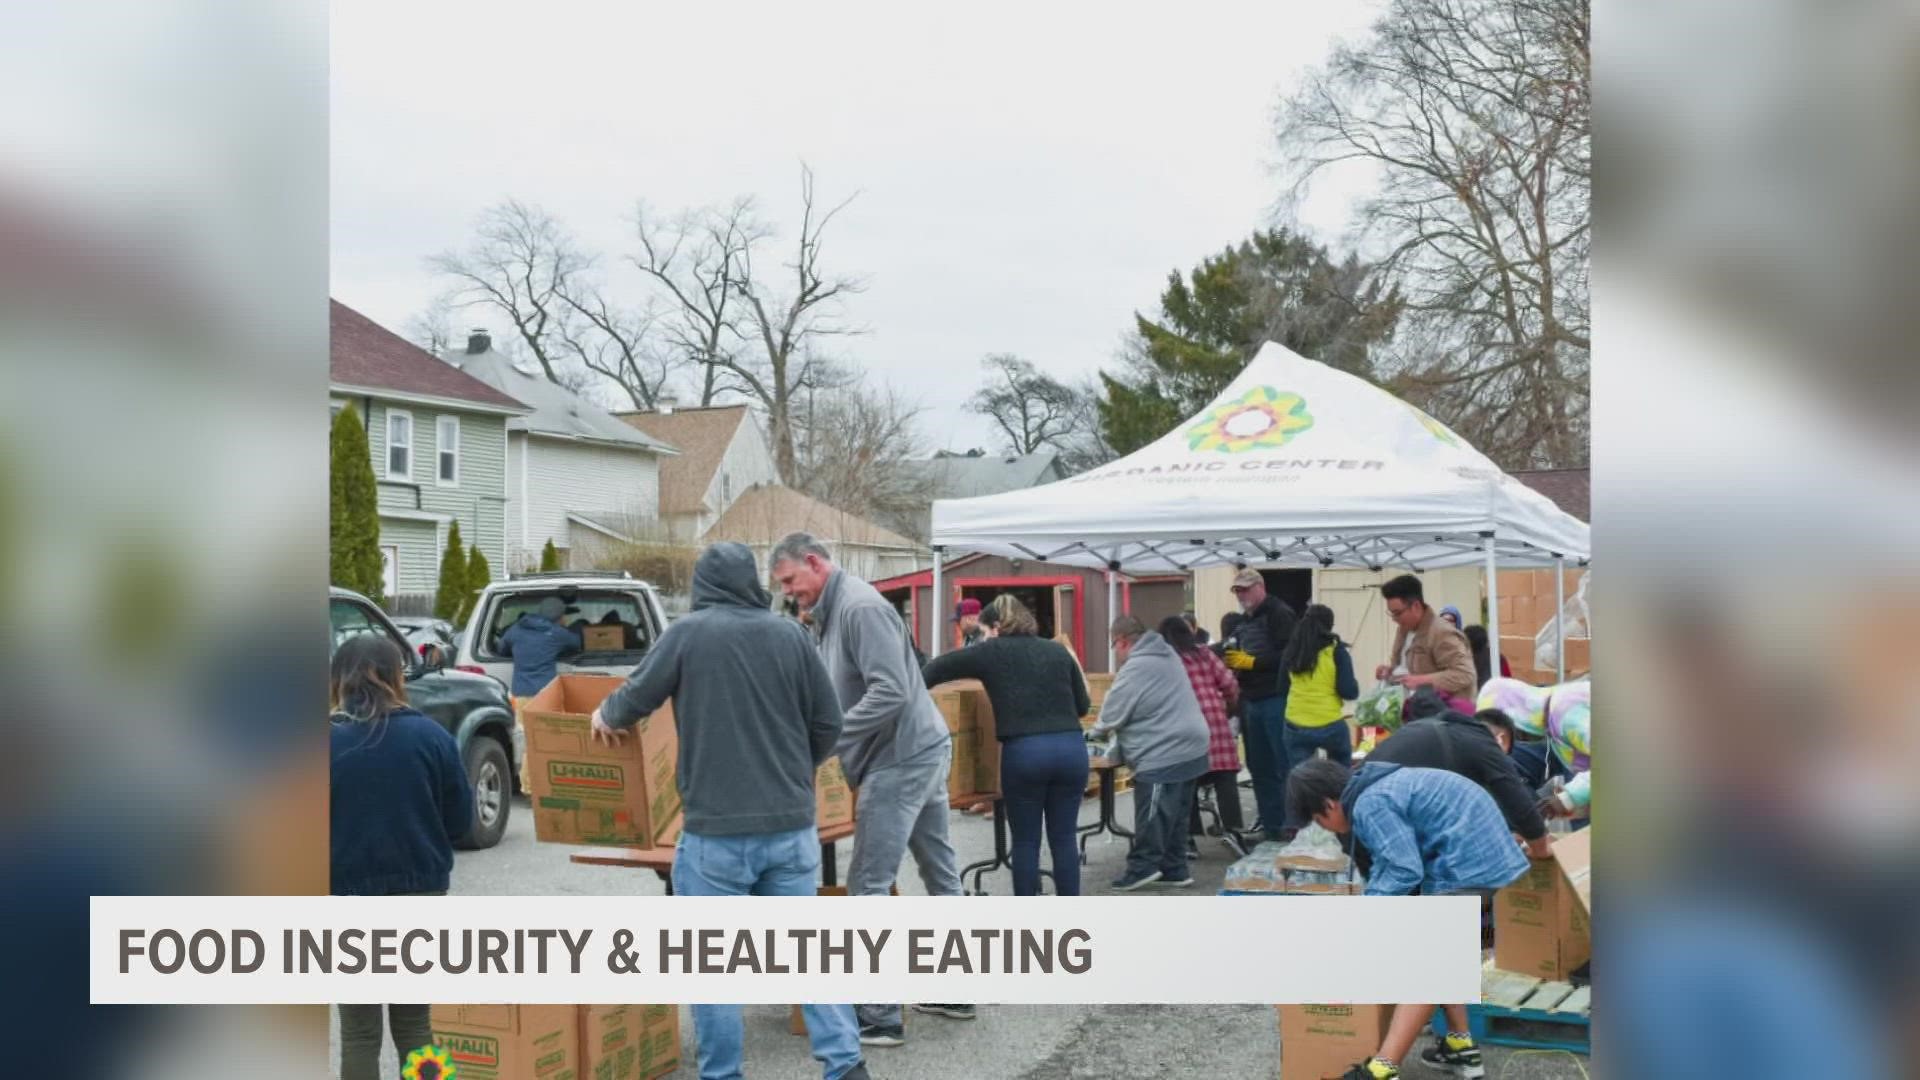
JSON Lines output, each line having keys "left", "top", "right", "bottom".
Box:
{"left": 1088, "top": 615, "right": 1213, "bottom": 890}
{"left": 771, "top": 532, "right": 967, "bottom": 1047}
{"left": 590, "top": 542, "right": 869, "bottom": 1080}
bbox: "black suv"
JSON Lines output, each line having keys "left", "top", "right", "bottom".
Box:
{"left": 329, "top": 587, "right": 517, "bottom": 848}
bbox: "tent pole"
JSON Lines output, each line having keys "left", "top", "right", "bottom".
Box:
{"left": 1105, "top": 566, "right": 1119, "bottom": 672}
{"left": 930, "top": 547, "right": 944, "bottom": 658}
{"left": 1554, "top": 555, "right": 1567, "bottom": 682}
{"left": 1482, "top": 532, "right": 1500, "bottom": 679}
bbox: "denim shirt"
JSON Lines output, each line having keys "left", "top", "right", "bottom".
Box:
{"left": 1347, "top": 763, "right": 1531, "bottom": 897}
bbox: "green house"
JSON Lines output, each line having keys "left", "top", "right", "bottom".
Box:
{"left": 330, "top": 300, "right": 531, "bottom": 609}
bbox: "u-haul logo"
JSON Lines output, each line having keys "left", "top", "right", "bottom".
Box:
{"left": 549, "top": 761, "right": 622, "bottom": 790}
{"left": 439, "top": 1033, "right": 499, "bottom": 1068}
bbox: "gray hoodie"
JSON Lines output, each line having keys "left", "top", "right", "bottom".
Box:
{"left": 810, "top": 568, "right": 950, "bottom": 787}
{"left": 1088, "top": 631, "right": 1211, "bottom": 779}
{"left": 600, "top": 543, "right": 843, "bottom": 837}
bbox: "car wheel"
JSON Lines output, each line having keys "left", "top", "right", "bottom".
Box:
{"left": 457, "top": 736, "right": 511, "bottom": 850}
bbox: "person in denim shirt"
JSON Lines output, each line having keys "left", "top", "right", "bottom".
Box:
{"left": 1288, "top": 758, "right": 1531, "bottom": 1080}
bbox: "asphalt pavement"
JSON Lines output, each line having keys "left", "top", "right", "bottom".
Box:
{"left": 330, "top": 788, "right": 1587, "bottom": 1079}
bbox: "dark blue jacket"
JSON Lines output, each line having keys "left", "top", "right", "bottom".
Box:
{"left": 499, "top": 614, "right": 582, "bottom": 697}
{"left": 329, "top": 707, "right": 473, "bottom": 895}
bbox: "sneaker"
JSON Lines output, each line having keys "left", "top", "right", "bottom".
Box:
{"left": 1339, "top": 1059, "right": 1399, "bottom": 1080}
{"left": 1110, "top": 868, "right": 1162, "bottom": 891}
{"left": 1158, "top": 873, "right": 1194, "bottom": 888}
{"left": 911, "top": 1003, "right": 976, "bottom": 1020}
{"left": 1420, "top": 1033, "right": 1485, "bottom": 1079}
{"left": 858, "top": 1023, "right": 905, "bottom": 1047}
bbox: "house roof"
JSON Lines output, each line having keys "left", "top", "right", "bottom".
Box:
{"left": 618, "top": 405, "right": 754, "bottom": 515}
{"left": 1512, "top": 468, "right": 1590, "bottom": 523}
{"left": 704, "top": 484, "right": 922, "bottom": 552}
{"left": 330, "top": 300, "right": 527, "bottom": 412}
{"left": 451, "top": 345, "right": 676, "bottom": 453}
{"left": 911, "top": 447, "right": 1062, "bottom": 500}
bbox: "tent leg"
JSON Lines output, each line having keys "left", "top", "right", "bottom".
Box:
{"left": 1106, "top": 568, "right": 1119, "bottom": 672}
{"left": 931, "top": 548, "right": 944, "bottom": 658}
{"left": 1482, "top": 533, "right": 1500, "bottom": 678}
{"left": 1554, "top": 556, "right": 1566, "bottom": 682}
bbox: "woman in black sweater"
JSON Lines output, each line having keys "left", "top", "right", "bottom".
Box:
{"left": 921, "top": 594, "right": 1090, "bottom": 895}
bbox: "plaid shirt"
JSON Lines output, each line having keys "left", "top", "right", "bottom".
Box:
{"left": 1349, "top": 764, "right": 1532, "bottom": 897}
{"left": 1179, "top": 647, "right": 1242, "bottom": 772}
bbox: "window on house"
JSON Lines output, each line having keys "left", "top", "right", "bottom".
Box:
{"left": 387, "top": 410, "right": 413, "bottom": 479}
{"left": 437, "top": 415, "right": 460, "bottom": 485}
{"left": 721, "top": 472, "right": 732, "bottom": 504}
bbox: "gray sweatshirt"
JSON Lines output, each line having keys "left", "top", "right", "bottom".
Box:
{"left": 600, "top": 543, "right": 843, "bottom": 837}
{"left": 1089, "top": 631, "right": 1211, "bottom": 779}
{"left": 810, "top": 568, "right": 950, "bottom": 787}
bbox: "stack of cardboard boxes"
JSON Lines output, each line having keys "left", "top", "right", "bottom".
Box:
{"left": 430, "top": 1004, "right": 680, "bottom": 1080}
{"left": 520, "top": 674, "right": 854, "bottom": 850}
{"left": 1494, "top": 568, "right": 1590, "bottom": 683}
{"left": 933, "top": 680, "right": 999, "bottom": 799}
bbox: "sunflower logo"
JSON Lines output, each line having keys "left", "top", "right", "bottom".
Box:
{"left": 403, "top": 1045, "right": 456, "bottom": 1080}
{"left": 1186, "top": 387, "right": 1313, "bottom": 453}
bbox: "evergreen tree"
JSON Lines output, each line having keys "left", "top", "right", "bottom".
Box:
{"left": 433, "top": 522, "right": 468, "bottom": 621}
{"left": 462, "top": 544, "right": 493, "bottom": 625}
{"left": 540, "top": 538, "right": 561, "bottom": 572}
{"left": 329, "top": 408, "right": 385, "bottom": 602}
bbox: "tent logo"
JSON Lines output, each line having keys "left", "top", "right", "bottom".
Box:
{"left": 402, "top": 1045, "right": 457, "bottom": 1080}
{"left": 1186, "top": 387, "right": 1313, "bottom": 453}
{"left": 1408, "top": 404, "right": 1458, "bottom": 446}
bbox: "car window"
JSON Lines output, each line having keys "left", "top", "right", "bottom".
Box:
{"left": 330, "top": 598, "right": 407, "bottom": 658}
{"left": 479, "top": 589, "right": 656, "bottom": 657}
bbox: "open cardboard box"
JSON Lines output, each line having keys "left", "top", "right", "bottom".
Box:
{"left": 521, "top": 674, "right": 681, "bottom": 848}
{"left": 1494, "top": 826, "right": 1591, "bottom": 980}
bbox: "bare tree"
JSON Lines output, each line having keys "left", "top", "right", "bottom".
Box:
{"left": 1276, "top": 0, "right": 1590, "bottom": 468}
{"left": 404, "top": 293, "right": 457, "bottom": 357}
{"left": 553, "top": 279, "right": 672, "bottom": 410}
{"left": 967, "top": 354, "right": 1080, "bottom": 454}
{"left": 732, "top": 166, "right": 867, "bottom": 484}
{"left": 1057, "top": 374, "right": 1119, "bottom": 476}
{"left": 428, "top": 200, "right": 589, "bottom": 385}
{"left": 630, "top": 198, "right": 763, "bottom": 407}
{"left": 793, "top": 376, "right": 935, "bottom": 541}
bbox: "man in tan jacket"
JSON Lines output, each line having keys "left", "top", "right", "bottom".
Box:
{"left": 1375, "top": 574, "right": 1478, "bottom": 701}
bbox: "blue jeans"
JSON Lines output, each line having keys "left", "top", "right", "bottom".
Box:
{"left": 672, "top": 827, "right": 864, "bottom": 1080}
{"left": 1000, "top": 731, "right": 1090, "bottom": 896}
{"left": 1280, "top": 720, "right": 1353, "bottom": 831}
{"left": 1242, "top": 695, "right": 1290, "bottom": 835}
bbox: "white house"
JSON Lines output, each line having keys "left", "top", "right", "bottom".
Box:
{"left": 449, "top": 330, "right": 679, "bottom": 570}
{"left": 618, "top": 404, "right": 778, "bottom": 543}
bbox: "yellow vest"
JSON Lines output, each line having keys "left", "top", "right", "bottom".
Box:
{"left": 1286, "top": 644, "right": 1345, "bottom": 728}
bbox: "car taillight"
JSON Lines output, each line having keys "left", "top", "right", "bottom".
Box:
{"left": 456, "top": 664, "right": 486, "bottom": 676}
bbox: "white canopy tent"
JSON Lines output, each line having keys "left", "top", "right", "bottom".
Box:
{"left": 929, "top": 342, "right": 1590, "bottom": 670}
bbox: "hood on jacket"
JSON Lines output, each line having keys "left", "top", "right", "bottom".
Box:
{"left": 1124, "top": 630, "right": 1176, "bottom": 664}
{"left": 693, "top": 542, "right": 773, "bottom": 612}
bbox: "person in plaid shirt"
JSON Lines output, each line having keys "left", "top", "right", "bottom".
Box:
{"left": 1157, "top": 616, "right": 1245, "bottom": 836}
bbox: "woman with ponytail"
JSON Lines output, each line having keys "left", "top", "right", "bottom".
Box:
{"left": 1277, "top": 604, "right": 1359, "bottom": 834}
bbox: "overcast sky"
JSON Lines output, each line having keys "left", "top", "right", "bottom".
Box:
{"left": 330, "top": 2, "right": 1380, "bottom": 451}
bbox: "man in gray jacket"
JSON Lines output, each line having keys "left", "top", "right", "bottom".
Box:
{"left": 1088, "top": 615, "right": 1213, "bottom": 890}
{"left": 771, "top": 533, "right": 967, "bottom": 1047}
{"left": 590, "top": 543, "right": 869, "bottom": 1080}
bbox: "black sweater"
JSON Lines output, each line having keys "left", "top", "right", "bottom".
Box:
{"left": 920, "top": 636, "right": 1090, "bottom": 741}
{"left": 1365, "top": 714, "right": 1548, "bottom": 842}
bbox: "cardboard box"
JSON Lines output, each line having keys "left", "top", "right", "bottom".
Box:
{"left": 432, "top": 1004, "right": 578, "bottom": 1080}
{"left": 969, "top": 685, "right": 1000, "bottom": 794}
{"left": 932, "top": 684, "right": 977, "bottom": 734}
{"left": 1494, "top": 827, "right": 1591, "bottom": 980}
{"left": 1277, "top": 1004, "right": 1395, "bottom": 1079}
{"left": 581, "top": 625, "right": 625, "bottom": 652}
{"left": 1084, "top": 672, "right": 1114, "bottom": 707}
{"left": 577, "top": 1005, "right": 679, "bottom": 1080}
{"left": 948, "top": 731, "right": 978, "bottom": 799}
{"left": 522, "top": 675, "right": 681, "bottom": 848}
{"left": 816, "top": 756, "right": 855, "bottom": 830}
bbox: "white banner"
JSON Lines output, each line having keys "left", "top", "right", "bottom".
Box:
{"left": 92, "top": 895, "right": 1480, "bottom": 1005}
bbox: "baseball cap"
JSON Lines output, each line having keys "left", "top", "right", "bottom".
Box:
{"left": 953, "top": 598, "right": 983, "bottom": 620}
{"left": 1230, "top": 569, "right": 1263, "bottom": 590}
